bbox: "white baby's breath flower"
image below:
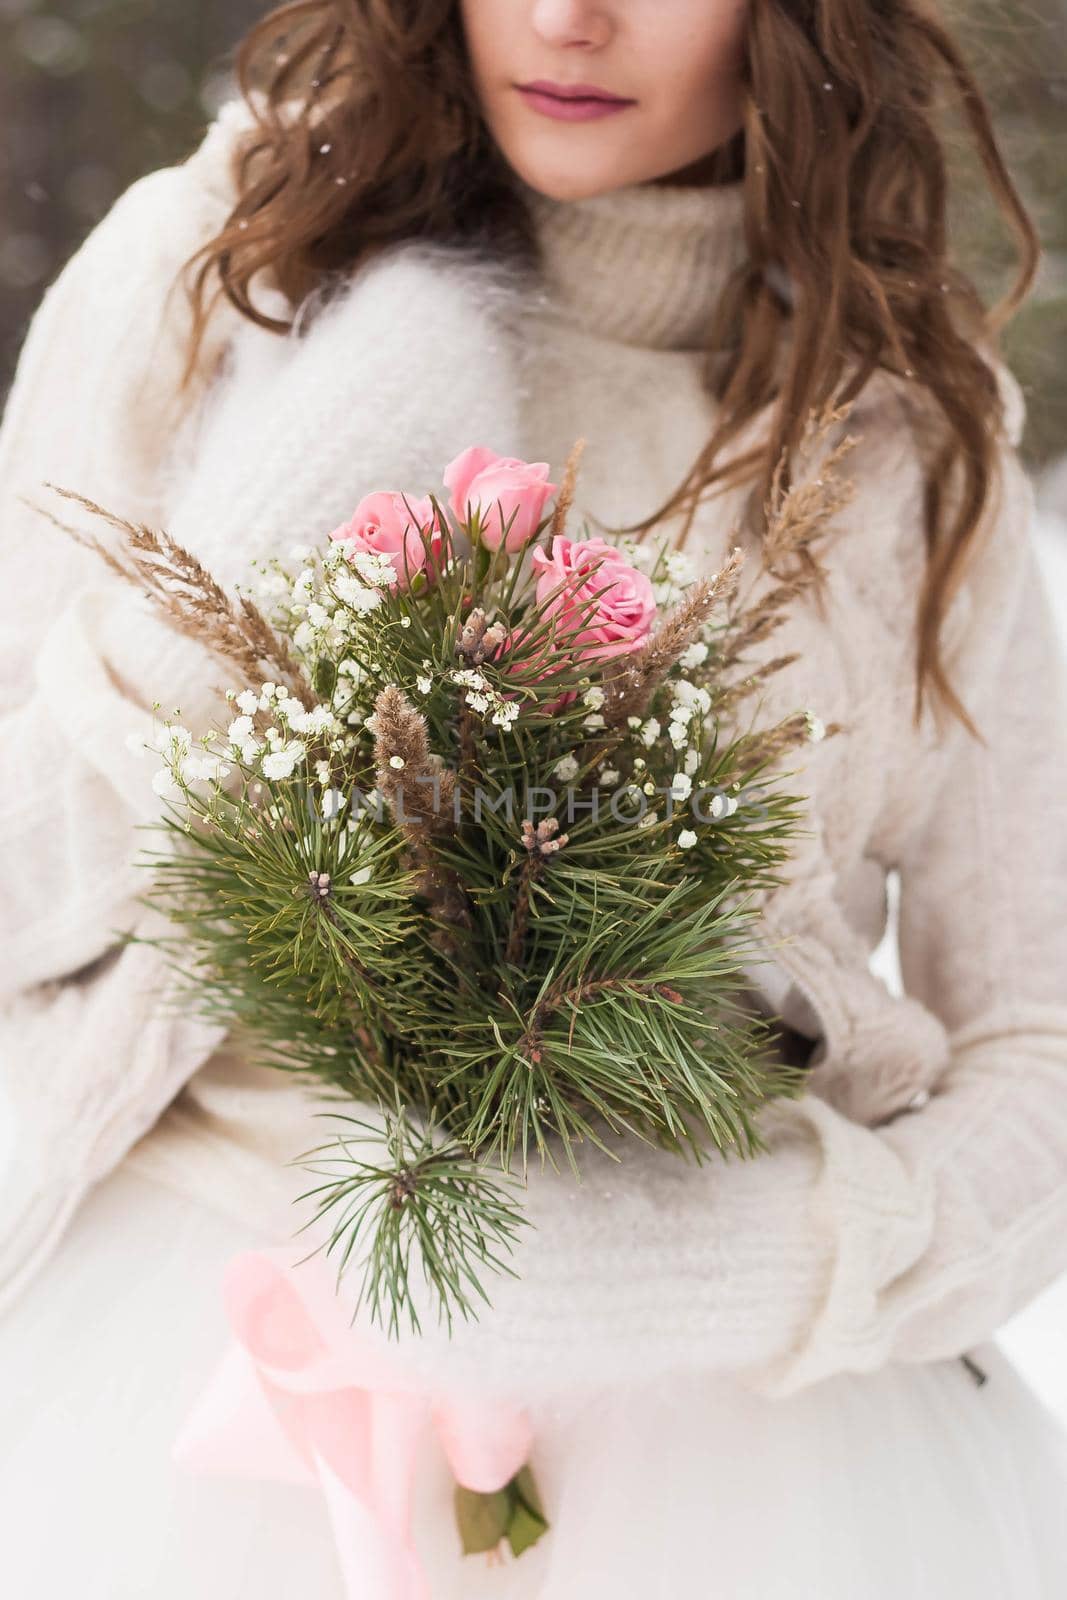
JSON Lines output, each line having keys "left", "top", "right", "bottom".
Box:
{"left": 321, "top": 786, "right": 347, "bottom": 820}
{"left": 236, "top": 690, "right": 259, "bottom": 715}
{"left": 416, "top": 675, "right": 433, "bottom": 695}
{"left": 331, "top": 571, "right": 375, "bottom": 612}
{"left": 642, "top": 780, "right": 656, "bottom": 796}
{"left": 683, "top": 748, "right": 700, "bottom": 776}
{"left": 670, "top": 772, "right": 693, "bottom": 800}
{"left": 677, "top": 828, "right": 698, "bottom": 849}
{"left": 227, "top": 714, "right": 255, "bottom": 745}
{"left": 363, "top": 713, "right": 380, "bottom": 734}
{"left": 262, "top": 743, "right": 306, "bottom": 780}
{"left": 306, "top": 602, "right": 332, "bottom": 629}
{"left": 151, "top": 767, "right": 183, "bottom": 800}
{"left": 452, "top": 668, "right": 488, "bottom": 691}
{"left": 554, "top": 753, "right": 579, "bottom": 781}
{"left": 672, "top": 679, "right": 712, "bottom": 714}
{"left": 668, "top": 724, "right": 689, "bottom": 751}
{"left": 582, "top": 685, "right": 606, "bottom": 710}
{"left": 600, "top": 767, "right": 620, "bottom": 786}
{"left": 451, "top": 665, "right": 516, "bottom": 726}
{"left": 186, "top": 752, "right": 232, "bottom": 783}
{"left": 582, "top": 712, "right": 606, "bottom": 730}
{"left": 639, "top": 718, "right": 660, "bottom": 748}
{"left": 665, "top": 551, "right": 696, "bottom": 585}
{"left": 626, "top": 716, "right": 642, "bottom": 730}
{"left": 347, "top": 549, "right": 396, "bottom": 589}
{"left": 389, "top": 755, "right": 406, "bottom": 770}
{"left": 638, "top": 811, "right": 658, "bottom": 829}
{"left": 708, "top": 793, "right": 739, "bottom": 820}
{"left": 668, "top": 702, "right": 694, "bottom": 726}
{"left": 286, "top": 703, "right": 336, "bottom": 737}
{"left": 804, "top": 710, "right": 826, "bottom": 742}
{"left": 491, "top": 703, "right": 520, "bottom": 729}
{"left": 679, "top": 641, "right": 709, "bottom": 669}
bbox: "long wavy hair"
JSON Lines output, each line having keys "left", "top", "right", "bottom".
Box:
{"left": 176, "top": 0, "right": 1040, "bottom": 740}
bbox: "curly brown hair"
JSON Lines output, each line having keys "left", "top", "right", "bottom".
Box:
{"left": 176, "top": 0, "right": 1040, "bottom": 740}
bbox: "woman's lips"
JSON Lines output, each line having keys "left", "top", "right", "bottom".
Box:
{"left": 515, "top": 86, "right": 636, "bottom": 122}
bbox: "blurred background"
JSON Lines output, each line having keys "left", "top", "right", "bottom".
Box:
{"left": 1, "top": 1, "right": 1065, "bottom": 1416}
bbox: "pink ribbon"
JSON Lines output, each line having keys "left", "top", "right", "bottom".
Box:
{"left": 173, "top": 1248, "right": 533, "bottom": 1598}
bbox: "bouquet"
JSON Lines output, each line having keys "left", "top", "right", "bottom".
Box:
{"left": 35, "top": 415, "right": 854, "bottom": 1347}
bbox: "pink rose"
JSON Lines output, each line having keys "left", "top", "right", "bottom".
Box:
{"left": 328, "top": 491, "right": 444, "bottom": 589}
{"left": 443, "top": 446, "right": 558, "bottom": 553}
{"left": 530, "top": 536, "right": 657, "bottom": 661}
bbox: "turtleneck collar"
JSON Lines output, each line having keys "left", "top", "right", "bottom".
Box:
{"left": 515, "top": 172, "right": 748, "bottom": 353}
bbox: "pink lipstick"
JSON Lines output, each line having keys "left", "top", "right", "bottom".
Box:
{"left": 515, "top": 80, "right": 637, "bottom": 123}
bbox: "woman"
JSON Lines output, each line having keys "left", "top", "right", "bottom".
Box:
{"left": 1, "top": 0, "right": 1067, "bottom": 1594}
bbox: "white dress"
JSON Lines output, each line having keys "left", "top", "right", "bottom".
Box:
{"left": 2, "top": 1117, "right": 1067, "bottom": 1599}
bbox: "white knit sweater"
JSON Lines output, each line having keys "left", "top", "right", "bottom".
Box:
{"left": 2, "top": 95, "right": 1066, "bottom": 1408}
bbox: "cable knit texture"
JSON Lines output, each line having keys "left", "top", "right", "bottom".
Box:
{"left": 1, "top": 96, "right": 1066, "bottom": 1409}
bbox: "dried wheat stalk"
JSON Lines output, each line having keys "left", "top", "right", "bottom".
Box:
{"left": 602, "top": 547, "right": 746, "bottom": 728}
{"left": 28, "top": 482, "right": 317, "bottom": 704}
{"left": 716, "top": 398, "right": 859, "bottom": 697}
{"left": 371, "top": 685, "right": 457, "bottom": 833}
{"left": 546, "top": 436, "right": 586, "bottom": 543}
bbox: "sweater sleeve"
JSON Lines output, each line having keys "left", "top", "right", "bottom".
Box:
{"left": 312, "top": 431, "right": 1067, "bottom": 1409}
{"left": 0, "top": 118, "right": 252, "bottom": 1313}
{"left": 0, "top": 118, "right": 244, "bottom": 997}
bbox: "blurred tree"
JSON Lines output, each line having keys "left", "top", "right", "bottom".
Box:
{"left": 941, "top": 0, "right": 1067, "bottom": 464}
{"left": 0, "top": 0, "right": 261, "bottom": 397}
{"left": 1, "top": 0, "right": 1064, "bottom": 464}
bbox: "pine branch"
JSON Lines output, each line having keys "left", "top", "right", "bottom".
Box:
{"left": 503, "top": 819, "right": 569, "bottom": 967}
{"left": 288, "top": 1102, "right": 530, "bottom": 1339}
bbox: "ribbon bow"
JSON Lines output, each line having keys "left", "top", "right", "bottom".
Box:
{"left": 173, "top": 1248, "right": 535, "bottom": 1598}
